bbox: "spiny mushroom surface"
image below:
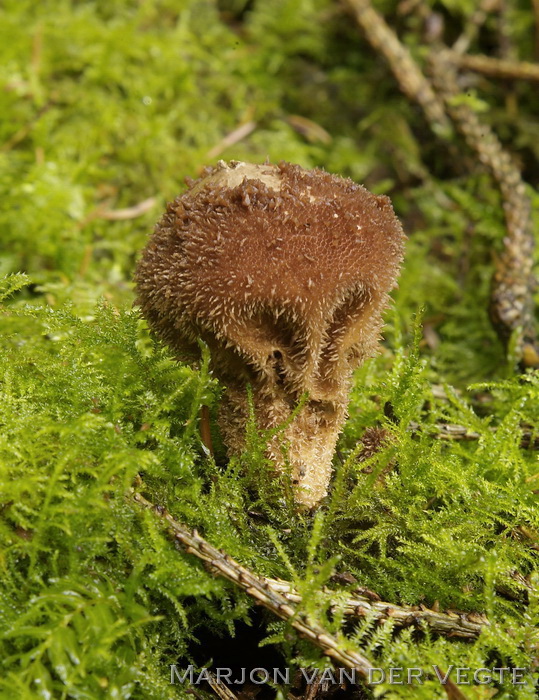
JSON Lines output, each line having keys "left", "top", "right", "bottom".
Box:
{"left": 135, "top": 160, "right": 405, "bottom": 508}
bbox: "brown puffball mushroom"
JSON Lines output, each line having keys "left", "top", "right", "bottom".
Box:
{"left": 135, "top": 161, "right": 405, "bottom": 509}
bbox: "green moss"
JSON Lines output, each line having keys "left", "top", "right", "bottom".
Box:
{"left": 1, "top": 0, "right": 539, "bottom": 698}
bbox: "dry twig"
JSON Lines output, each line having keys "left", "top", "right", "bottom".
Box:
{"left": 89, "top": 196, "right": 157, "bottom": 221}
{"left": 427, "top": 51, "right": 538, "bottom": 366}
{"left": 346, "top": 0, "right": 538, "bottom": 367}
{"left": 206, "top": 121, "right": 257, "bottom": 160}
{"left": 131, "top": 490, "right": 375, "bottom": 678}
{"left": 207, "top": 672, "right": 239, "bottom": 700}
{"left": 408, "top": 420, "right": 539, "bottom": 449}
{"left": 445, "top": 52, "right": 539, "bottom": 82}
{"left": 345, "top": 0, "right": 451, "bottom": 136}
{"left": 451, "top": 0, "right": 501, "bottom": 54}
{"left": 266, "top": 579, "right": 489, "bottom": 640}
{"left": 130, "top": 490, "right": 490, "bottom": 644}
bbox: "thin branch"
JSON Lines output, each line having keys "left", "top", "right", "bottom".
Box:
{"left": 408, "top": 420, "right": 539, "bottom": 449}
{"left": 451, "top": 0, "right": 500, "bottom": 54}
{"left": 130, "top": 490, "right": 375, "bottom": 678}
{"left": 427, "top": 50, "right": 538, "bottom": 366}
{"left": 266, "top": 579, "right": 489, "bottom": 640}
{"left": 207, "top": 672, "right": 239, "bottom": 700}
{"left": 87, "top": 196, "right": 157, "bottom": 221}
{"left": 345, "top": 0, "right": 451, "bottom": 136}
{"left": 130, "top": 491, "right": 490, "bottom": 646}
{"left": 199, "top": 405, "right": 214, "bottom": 457}
{"left": 346, "top": 0, "right": 539, "bottom": 368}
{"left": 446, "top": 52, "right": 539, "bottom": 83}
{"left": 206, "top": 121, "right": 257, "bottom": 160}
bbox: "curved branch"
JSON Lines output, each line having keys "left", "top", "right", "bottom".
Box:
{"left": 130, "top": 490, "right": 489, "bottom": 647}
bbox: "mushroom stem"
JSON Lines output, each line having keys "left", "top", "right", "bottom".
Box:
{"left": 219, "top": 386, "right": 349, "bottom": 509}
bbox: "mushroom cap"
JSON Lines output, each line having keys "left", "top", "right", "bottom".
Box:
{"left": 135, "top": 160, "right": 405, "bottom": 400}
